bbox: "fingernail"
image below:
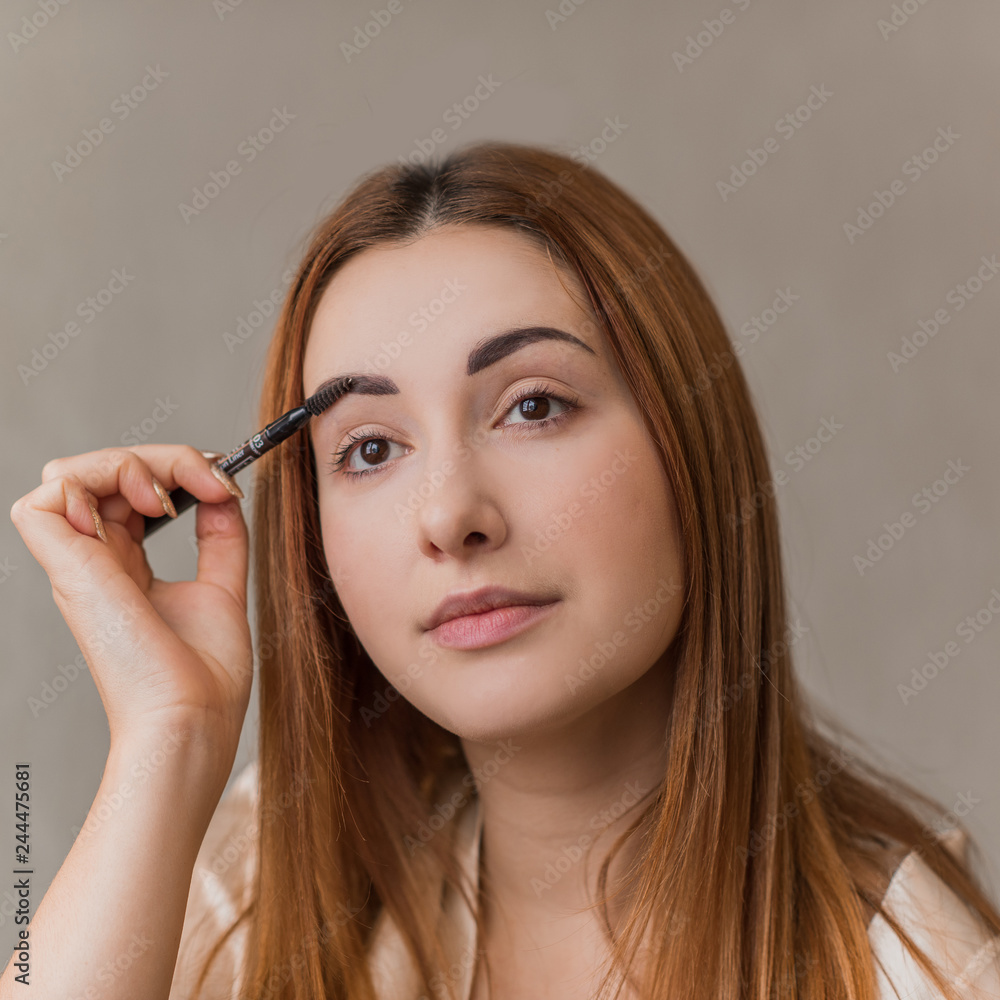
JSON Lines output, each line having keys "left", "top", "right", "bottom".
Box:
{"left": 200, "top": 450, "right": 226, "bottom": 462}
{"left": 210, "top": 463, "right": 244, "bottom": 499}
{"left": 151, "top": 476, "right": 178, "bottom": 518}
{"left": 88, "top": 501, "right": 108, "bottom": 543}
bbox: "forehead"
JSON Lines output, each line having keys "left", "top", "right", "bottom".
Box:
{"left": 302, "top": 225, "right": 601, "bottom": 374}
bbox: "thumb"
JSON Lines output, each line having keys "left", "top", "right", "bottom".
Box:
{"left": 194, "top": 497, "right": 249, "bottom": 609}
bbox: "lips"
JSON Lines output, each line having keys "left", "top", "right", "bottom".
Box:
{"left": 423, "top": 584, "right": 560, "bottom": 632}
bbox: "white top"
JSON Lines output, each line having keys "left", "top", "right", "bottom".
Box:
{"left": 169, "top": 760, "right": 1000, "bottom": 999}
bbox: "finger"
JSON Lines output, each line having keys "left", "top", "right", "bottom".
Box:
{"left": 96, "top": 449, "right": 232, "bottom": 528}
{"left": 193, "top": 497, "right": 249, "bottom": 611}
{"left": 11, "top": 475, "right": 125, "bottom": 585}
{"left": 82, "top": 488, "right": 109, "bottom": 544}
{"left": 11, "top": 476, "right": 171, "bottom": 682}
{"left": 40, "top": 446, "right": 238, "bottom": 522}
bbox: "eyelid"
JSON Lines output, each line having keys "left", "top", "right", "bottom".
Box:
{"left": 327, "top": 380, "right": 581, "bottom": 478}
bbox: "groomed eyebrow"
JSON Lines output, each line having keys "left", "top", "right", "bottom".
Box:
{"left": 309, "top": 325, "right": 596, "bottom": 405}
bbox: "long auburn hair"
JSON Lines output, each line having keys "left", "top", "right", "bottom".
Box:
{"left": 192, "top": 139, "right": 1000, "bottom": 999}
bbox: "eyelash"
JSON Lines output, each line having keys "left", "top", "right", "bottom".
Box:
{"left": 327, "top": 382, "right": 580, "bottom": 480}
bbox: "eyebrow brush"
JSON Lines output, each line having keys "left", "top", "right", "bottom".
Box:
{"left": 142, "top": 376, "right": 354, "bottom": 537}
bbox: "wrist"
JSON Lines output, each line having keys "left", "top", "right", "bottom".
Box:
{"left": 107, "top": 713, "right": 239, "bottom": 807}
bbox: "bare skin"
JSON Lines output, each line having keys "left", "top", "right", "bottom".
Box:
{"left": 5, "top": 447, "right": 253, "bottom": 999}
{"left": 303, "top": 224, "right": 685, "bottom": 996}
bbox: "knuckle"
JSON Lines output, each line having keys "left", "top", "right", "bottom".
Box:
{"left": 41, "top": 457, "right": 65, "bottom": 481}
{"left": 104, "top": 447, "right": 138, "bottom": 467}
{"left": 87, "top": 448, "right": 141, "bottom": 488}
{"left": 9, "top": 496, "right": 27, "bottom": 524}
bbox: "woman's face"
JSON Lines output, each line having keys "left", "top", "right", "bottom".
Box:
{"left": 302, "top": 224, "right": 685, "bottom": 743}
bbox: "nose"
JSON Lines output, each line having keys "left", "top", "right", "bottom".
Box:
{"left": 409, "top": 440, "right": 508, "bottom": 561}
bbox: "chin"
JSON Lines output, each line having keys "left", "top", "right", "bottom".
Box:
{"left": 417, "top": 662, "right": 618, "bottom": 746}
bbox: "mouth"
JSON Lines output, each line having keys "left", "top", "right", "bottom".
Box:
{"left": 425, "top": 600, "right": 561, "bottom": 651}
{"left": 424, "top": 584, "right": 560, "bottom": 631}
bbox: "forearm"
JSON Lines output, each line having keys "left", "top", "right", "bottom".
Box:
{"left": 0, "top": 725, "right": 233, "bottom": 1000}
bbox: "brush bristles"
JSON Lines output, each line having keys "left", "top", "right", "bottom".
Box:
{"left": 304, "top": 376, "right": 353, "bottom": 417}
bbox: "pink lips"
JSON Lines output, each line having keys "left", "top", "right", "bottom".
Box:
{"left": 427, "top": 601, "right": 561, "bottom": 650}
{"left": 423, "top": 584, "right": 561, "bottom": 650}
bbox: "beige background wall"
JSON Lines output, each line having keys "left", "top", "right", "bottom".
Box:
{"left": 2, "top": 0, "right": 998, "bottom": 950}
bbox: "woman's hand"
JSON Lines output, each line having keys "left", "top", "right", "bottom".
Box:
{"left": 10, "top": 445, "right": 253, "bottom": 756}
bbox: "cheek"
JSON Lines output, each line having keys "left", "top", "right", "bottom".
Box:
{"left": 533, "top": 417, "right": 684, "bottom": 671}
{"left": 317, "top": 494, "right": 410, "bottom": 638}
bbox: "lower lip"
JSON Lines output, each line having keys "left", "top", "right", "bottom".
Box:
{"left": 428, "top": 602, "right": 560, "bottom": 650}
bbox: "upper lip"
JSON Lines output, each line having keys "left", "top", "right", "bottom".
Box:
{"left": 423, "top": 585, "right": 560, "bottom": 632}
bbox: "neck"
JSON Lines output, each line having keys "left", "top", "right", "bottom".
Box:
{"left": 460, "top": 653, "right": 674, "bottom": 932}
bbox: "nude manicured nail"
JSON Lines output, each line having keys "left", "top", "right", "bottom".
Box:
{"left": 88, "top": 501, "right": 108, "bottom": 543}
{"left": 210, "top": 463, "right": 244, "bottom": 499}
{"left": 200, "top": 450, "right": 226, "bottom": 462}
{"left": 151, "top": 477, "right": 178, "bottom": 518}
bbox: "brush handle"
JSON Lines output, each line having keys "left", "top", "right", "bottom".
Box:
{"left": 143, "top": 450, "right": 248, "bottom": 538}
{"left": 141, "top": 406, "right": 311, "bottom": 538}
{"left": 143, "top": 485, "right": 206, "bottom": 537}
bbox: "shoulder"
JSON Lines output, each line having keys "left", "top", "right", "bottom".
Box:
{"left": 169, "top": 759, "right": 259, "bottom": 1000}
{"left": 868, "top": 829, "right": 1000, "bottom": 999}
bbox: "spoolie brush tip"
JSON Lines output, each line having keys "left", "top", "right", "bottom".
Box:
{"left": 304, "top": 376, "right": 354, "bottom": 417}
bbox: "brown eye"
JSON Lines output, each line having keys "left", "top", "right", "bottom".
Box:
{"left": 516, "top": 396, "right": 550, "bottom": 420}
{"left": 502, "top": 387, "right": 573, "bottom": 427}
{"left": 329, "top": 427, "right": 405, "bottom": 479}
{"left": 357, "top": 439, "right": 390, "bottom": 467}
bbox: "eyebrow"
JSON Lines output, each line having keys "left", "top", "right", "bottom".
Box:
{"left": 308, "top": 325, "right": 597, "bottom": 407}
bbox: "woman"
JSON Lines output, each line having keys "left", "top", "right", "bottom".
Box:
{"left": 6, "top": 140, "right": 1000, "bottom": 999}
